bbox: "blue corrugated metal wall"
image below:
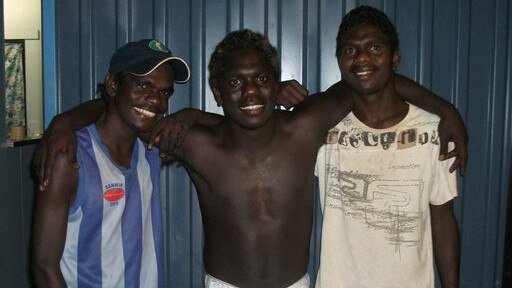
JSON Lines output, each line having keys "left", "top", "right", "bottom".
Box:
{"left": 1, "top": 0, "right": 511, "bottom": 287}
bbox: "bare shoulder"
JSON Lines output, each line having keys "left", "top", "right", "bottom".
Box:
{"left": 285, "top": 88, "right": 350, "bottom": 137}
{"left": 177, "top": 123, "right": 224, "bottom": 162}
{"left": 185, "top": 123, "right": 222, "bottom": 144}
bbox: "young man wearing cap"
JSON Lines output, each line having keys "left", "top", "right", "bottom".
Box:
{"left": 31, "top": 39, "right": 191, "bottom": 287}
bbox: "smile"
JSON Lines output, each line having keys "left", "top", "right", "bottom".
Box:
{"left": 356, "top": 70, "right": 372, "bottom": 76}
{"left": 133, "top": 107, "right": 156, "bottom": 118}
{"left": 240, "top": 104, "right": 265, "bottom": 111}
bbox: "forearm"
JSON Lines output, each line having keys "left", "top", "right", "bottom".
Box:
{"left": 32, "top": 265, "right": 67, "bottom": 288}
{"left": 294, "top": 80, "right": 354, "bottom": 130}
{"left": 56, "top": 98, "right": 105, "bottom": 131}
{"left": 431, "top": 202, "right": 460, "bottom": 288}
{"left": 395, "top": 74, "right": 456, "bottom": 117}
{"left": 172, "top": 108, "right": 223, "bottom": 126}
{"left": 32, "top": 219, "right": 68, "bottom": 288}
{"left": 32, "top": 218, "right": 68, "bottom": 287}
{"left": 146, "top": 108, "right": 223, "bottom": 153}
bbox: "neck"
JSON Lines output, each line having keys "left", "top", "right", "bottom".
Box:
{"left": 224, "top": 115, "right": 279, "bottom": 153}
{"left": 352, "top": 88, "right": 409, "bottom": 129}
{"left": 96, "top": 111, "right": 138, "bottom": 167}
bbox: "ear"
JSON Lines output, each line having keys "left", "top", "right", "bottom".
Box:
{"left": 392, "top": 49, "right": 401, "bottom": 71}
{"left": 105, "top": 73, "right": 118, "bottom": 98}
{"left": 212, "top": 87, "right": 223, "bottom": 107}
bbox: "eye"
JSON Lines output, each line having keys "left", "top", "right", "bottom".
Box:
{"left": 343, "top": 46, "right": 355, "bottom": 55}
{"left": 256, "top": 75, "right": 269, "bottom": 83}
{"left": 160, "top": 87, "right": 174, "bottom": 98}
{"left": 369, "top": 44, "right": 383, "bottom": 53}
{"left": 228, "top": 78, "right": 241, "bottom": 87}
{"left": 137, "top": 82, "right": 149, "bottom": 89}
{"left": 160, "top": 90, "right": 169, "bottom": 98}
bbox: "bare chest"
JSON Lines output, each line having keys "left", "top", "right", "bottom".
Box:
{"left": 187, "top": 144, "right": 316, "bottom": 214}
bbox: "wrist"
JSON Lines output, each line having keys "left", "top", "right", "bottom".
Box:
{"left": 441, "top": 102, "right": 457, "bottom": 116}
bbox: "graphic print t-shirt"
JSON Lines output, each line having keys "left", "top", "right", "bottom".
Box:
{"left": 315, "top": 104, "right": 457, "bottom": 288}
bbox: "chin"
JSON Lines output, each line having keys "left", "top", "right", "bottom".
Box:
{"left": 350, "top": 84, "right": 386, "bottom": 95}
{"left": 128, "top": 121, "right": 154, "bottom": 134}
{"left": 244, "top": 117, "right": 274, "bottom": 130}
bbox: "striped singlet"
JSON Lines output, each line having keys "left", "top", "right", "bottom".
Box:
{"left": 60, "top": 125, "right": 164, "bottom": 287}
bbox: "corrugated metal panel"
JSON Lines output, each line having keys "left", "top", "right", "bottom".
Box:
{"left": 0, "top": 0, "right": 501, "bottom": 287}
{"left": 0, "top": 0, "right": 5, "bottom": 141}
{"left": 0, "top": 145, "right": 36, "bottom": 286}
{"left": 463, "top": 0, "right": 510, "bottom": 286}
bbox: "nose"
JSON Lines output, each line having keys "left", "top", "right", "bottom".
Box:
{"left": 354, "top": 49, "right": 370, "bottom": 63}
{"left": 145, "top": 90, "right": 167, "bottom": 112}
{"left": 242, "top": 79, "right": 259, "bottom": 96}
{"left": 145, "top": 90, "right": 160, "bottom": 105}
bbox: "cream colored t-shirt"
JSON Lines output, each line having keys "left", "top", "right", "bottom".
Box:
{"left": 315, "top": 104, "right": 457, "bottom": 288}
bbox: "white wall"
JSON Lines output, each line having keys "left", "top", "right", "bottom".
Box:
{"left": 4, "top": 0, "right": 42, "bottom": 138}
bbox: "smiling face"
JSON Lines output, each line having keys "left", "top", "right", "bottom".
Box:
{"left": 337, "top": 23, "right": 400, "bottom": 95}
{"left": 213, "top": 48, "right": 278, "bottom": 130}
{"left": 108, "top": 63, "right": 174, "bottom": 133}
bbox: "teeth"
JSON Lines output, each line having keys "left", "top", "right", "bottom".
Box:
{"left": 133, "top": 107, "right": 156, "bottom": 117}
{"left": 240, "top": 104, "right": 264, "bottom": 110}
{"left": 356, "top": 71, "right": 372, "bottom": 76}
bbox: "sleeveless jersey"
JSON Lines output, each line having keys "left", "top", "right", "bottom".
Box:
{"left": 60, "top": 125, "right": 164, "bottom": 287}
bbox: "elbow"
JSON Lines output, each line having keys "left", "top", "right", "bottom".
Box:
{"left": 31, "top": 256, "right": 61, "bottom": 286}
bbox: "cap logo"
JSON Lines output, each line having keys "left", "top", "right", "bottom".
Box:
{"left": 149, "top": 40, "right": 169, "bottom": 53}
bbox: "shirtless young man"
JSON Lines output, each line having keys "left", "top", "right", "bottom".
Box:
{"left": 34, "top": 30, "right": 466, "bottom": 287}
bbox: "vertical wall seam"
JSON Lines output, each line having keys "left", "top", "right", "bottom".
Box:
{"left": 416, "top": 0, "right": 422, "bottom": 82}
{"left": 487, "top": 0, "right": 501, "bottom": 279}
{"left": 89, "top": 0, "right": 94, "bottom": 99}
{"left": 316, "top": 0, "right": 322, "bottom": 93}
{"left": 493, "top": 0, "right": 512, "bottom": 284}
{"left": 264, "top": 0, "right": 269, "bottom": 37}
{"left": 277, "top": 0, "right": 282, "bottom": 61}
{"left": 456, "top": 0, "right": 469, "bottom": 237}
{"left": 499, "top": 1, "right": 512, "bottom": 284}
{"left": 484, "top": 0, "right": 499, "bottom": 269}
{"left": 201, "top": 0, "right": 206, "bottom": 111}
{"left": 78, "top": 0, "right": 82, "bottom": 104}
{"left": 302, "top": 0, "right": 308, "bottom": 86}
{"left": 239, "top": 0, "right": 244, "bottom": 29}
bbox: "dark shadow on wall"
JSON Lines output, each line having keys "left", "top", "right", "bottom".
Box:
{"left": 503, "top": 165, "right": 512, "bottom": 287}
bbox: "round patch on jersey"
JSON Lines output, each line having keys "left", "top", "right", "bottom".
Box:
{"left": 104, "top": 188, "right": 125, "bottom": 202}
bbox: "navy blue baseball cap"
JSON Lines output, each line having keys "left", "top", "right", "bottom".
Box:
{"left": 109, "top": 39, "right": 190, "bottom": 83}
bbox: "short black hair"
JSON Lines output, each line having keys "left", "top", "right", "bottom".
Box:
{"left": 96, "top": 71, "right": 128, "bottom": 102}
{"left": 208, "top": 29, "right": 280, "bottom": 91}
{"left": 336, "top": 5, "right": 399, "bottom": 57}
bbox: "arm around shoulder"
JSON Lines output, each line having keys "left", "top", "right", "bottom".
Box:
{"left": 33, "top": 99, "right": 105, "bottom": 185}
{"left": 292, "top": 80, "right": 354, "bottom": 135}
{"left": 394, "top": 74, "right": 468, "bottom": 175}
{"left": 147, "top": 108, "right": 223, "bottom": 156}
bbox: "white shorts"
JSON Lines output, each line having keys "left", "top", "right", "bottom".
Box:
{"left": 205, "top": 273, "right": 310, "bottom": 288}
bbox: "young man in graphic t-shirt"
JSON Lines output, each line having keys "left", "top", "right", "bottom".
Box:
{"left": 315, "top": 6, "right": 459, "bottom": 288}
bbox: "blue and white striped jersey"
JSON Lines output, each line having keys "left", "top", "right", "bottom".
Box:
{"left": 60, "top": 125, "right": 164, "bottom": 288}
